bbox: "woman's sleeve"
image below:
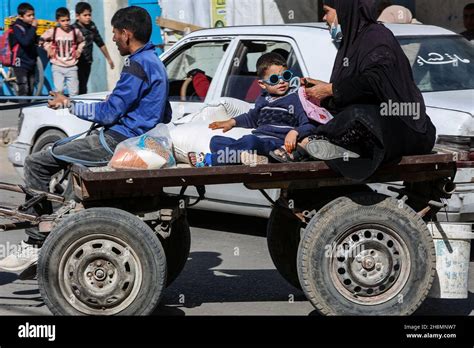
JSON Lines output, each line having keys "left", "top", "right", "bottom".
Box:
{"left": 332, "top": 45, "right": 395, "bottom": 107}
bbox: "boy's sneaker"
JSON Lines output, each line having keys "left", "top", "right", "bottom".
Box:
{"left": 241, "top": 152, "right": 269, "bottom": 166}
{"left": 0, "top": 241, "right": 40, "bottom": 272}
{"left": 306, "top": 138, "right": 360, "bottom": 161}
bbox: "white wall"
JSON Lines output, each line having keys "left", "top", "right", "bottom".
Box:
{"left": 160, "top": 0, "right": 211, "bottom": 27}
{"left": 101, "top": 0, "right": 128, "bottom": 90}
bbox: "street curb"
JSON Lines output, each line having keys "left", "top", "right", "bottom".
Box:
{"left": 0, "top": 127, "right": 18, "bottom": 147}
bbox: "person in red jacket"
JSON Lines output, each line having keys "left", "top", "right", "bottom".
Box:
{"left": 185, "top": 68, "right": 211, "bottom": 101}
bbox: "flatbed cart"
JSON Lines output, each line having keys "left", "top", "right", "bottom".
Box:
{"left": 0, "top": 153, "right": 460, "bottom": 315}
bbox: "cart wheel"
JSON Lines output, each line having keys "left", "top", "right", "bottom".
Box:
{"left": 267, "top": 205, "right": 302, "bottom": 290}
{"left": 38, "top": 208, "right": 167, "bottom": 315}
{"left": 297, "top": 193, "right": 436, "bottom": 316}
{"left": 266, "top": 186, "right": 373, "bottom": 290}
{"left": 158, "top": 215, "right": 191, "bottom": 286}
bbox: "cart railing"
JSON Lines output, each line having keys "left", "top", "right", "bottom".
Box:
{"left": 71, "top": 153, "right": 457, "bottom": 201}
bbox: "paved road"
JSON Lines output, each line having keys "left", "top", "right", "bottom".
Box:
{"left": 0, "top": 104, "right": 21, "bottom": 129}
{"left": 0, "top": 105, "right": 473, "bottom": 315}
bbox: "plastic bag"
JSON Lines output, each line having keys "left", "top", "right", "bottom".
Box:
{"left": 173, "top": 97, "right": 252, "bottom": 125}
{"left": 109, "top": 124, "right": 176, "bottom": 170}
{"left": 170, "top": 122, "right": 253, "bottom": 164}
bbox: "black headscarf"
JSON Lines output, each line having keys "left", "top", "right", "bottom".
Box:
{"left": 323, "top": 0, "right": 429, "bottom": 133}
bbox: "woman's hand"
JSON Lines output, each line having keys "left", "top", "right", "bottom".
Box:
{"left": 285, "top": 130, "right": 299, "bottom": 153}
{"left": 304, "top": 78, "right": 333, "bottom": 101}
{"left": 209, "top": 119, "right": 236, "bottom": 133}
{"left": 301, "top": 77, "right": 319, "bottom": 88}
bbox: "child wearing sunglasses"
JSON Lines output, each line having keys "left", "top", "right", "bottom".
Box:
{"left": 188, "top": 52, "right": 319, "bottom": 167}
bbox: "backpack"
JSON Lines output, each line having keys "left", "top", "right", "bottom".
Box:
{"left": 51, "top": 26, "right": 77, "bottom": 58}
{"left": 0, "top": 24, "right": 24, "bottom": 67}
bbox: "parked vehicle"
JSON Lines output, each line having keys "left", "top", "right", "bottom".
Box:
{"left": 8, "top": 23, "right": 474, "bottom": 221}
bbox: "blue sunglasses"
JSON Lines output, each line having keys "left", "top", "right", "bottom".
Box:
{"left": 261, "top": 70, "right": 293, "bottom": 85}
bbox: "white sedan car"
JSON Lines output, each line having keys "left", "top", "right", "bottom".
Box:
{"left": 8, "top": 23, "right": 474, "bottom": 221}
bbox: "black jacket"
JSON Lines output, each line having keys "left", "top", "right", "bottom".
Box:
{"left": 10, "top": 19, "right": 38, "bottom": 71}
{"left": 72, "top": 21, "right": 105, "bottom": 64}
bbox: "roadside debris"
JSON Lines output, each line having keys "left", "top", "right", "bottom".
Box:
{"left": 0, "top": 127, "right": 18, "bottom": 146}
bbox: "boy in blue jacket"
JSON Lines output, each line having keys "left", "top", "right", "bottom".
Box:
{"left": 189, "top": 53, "right": 318, "bottom": 167}
{"left": 10, "top": 2, "right": 38, "bottom": 97}
{"left": 0, "top": 6, "right": 172, "bottom": 274}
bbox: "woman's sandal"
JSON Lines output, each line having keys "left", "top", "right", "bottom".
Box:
{"left": 294, "top": 145, "right": 311, "bottom": 162}
{"left": 188, "top": 152, "right": 208, "bottom": 167}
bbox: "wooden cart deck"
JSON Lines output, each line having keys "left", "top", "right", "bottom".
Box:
{"left": 71, "top": 153, "right": 457, "bottom": 201}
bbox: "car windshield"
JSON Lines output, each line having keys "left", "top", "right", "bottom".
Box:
{"left": 398, "top": 36, "right": 474, "bottom": 92}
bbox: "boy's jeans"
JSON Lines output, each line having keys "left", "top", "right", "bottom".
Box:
{"left": 209, "top": 134, "right": 283, "bottom": 166}
{"left": 52, "top": 65, "right": 79, "bottom": 96}
{"left": 14, "top": 67, "right": 35, "bottom": 97}
{"left": 23, "top": 131, "right": 123, "bottom": 244}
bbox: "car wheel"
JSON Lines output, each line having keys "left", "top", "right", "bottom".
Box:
{"left": 31, "top": 129, "right": 68, "bottom": 194}
{"left": 31, "top": 129, "right": 67, "bottom": 153}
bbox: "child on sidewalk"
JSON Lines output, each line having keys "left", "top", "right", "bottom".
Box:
{"left": 40, "top": 7, "right": 85, "bottom": 96}
{"left": 188, "top": 52, "right": 319, "bottom": 167}
{"left": 10, "top": 2, "right": 38, "bottom": 97}
{"left": 73, "top": 2, "right": 115, "bottom": 94}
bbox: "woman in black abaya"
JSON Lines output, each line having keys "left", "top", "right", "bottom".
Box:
{"left": 289, "top": 0, "right": 437, "bottom": 181}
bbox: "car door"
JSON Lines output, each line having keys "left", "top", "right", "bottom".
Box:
{"left": 202, "top": 36, "right": 308, "bottom": 208}
{"left": 161, "top": 36, "right": 236, "bottom": 122}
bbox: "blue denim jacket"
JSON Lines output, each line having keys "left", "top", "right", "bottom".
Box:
{"left": 72, "top": 41, "right": 172, "bottom": 138}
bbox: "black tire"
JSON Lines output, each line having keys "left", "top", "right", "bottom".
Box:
{"left": 266, "top": 186, "right": 373, "bottom": 290}
{"left": 38, "top": 208, "right": 167, "bottom": 315}
{"left": 33, "top": 56, "right": 44, "bottom": 96}
{"left": 31, "top": 129, "right": 67, "bottom": 153}
{"left": 297, "top": 193, "right": 436, "bottom": 316}
{"left": 267, "top": 205, "right": 302, "bottom": 290}
{"left": 158, "top": 215, "right": 191, "bottom": 286}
